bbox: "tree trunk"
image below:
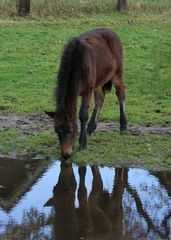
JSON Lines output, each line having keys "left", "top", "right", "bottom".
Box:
{"left": 117, "top": 0, "right": 127, "bottom": 12}
{"left": 18, "top": 0, "right": 30, "bottom": 16}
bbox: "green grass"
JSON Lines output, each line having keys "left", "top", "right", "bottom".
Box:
{"left": 0, "top": 10, "right": 171, "bottom": 169}
{"left": 0, "top": 129, "right": 170, "bottom": 169}
{"left": 0, "top": 13, "right": 170, "bottom": 125}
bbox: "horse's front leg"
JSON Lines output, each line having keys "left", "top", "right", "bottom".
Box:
{"left": 87, "top": 87, "right": 105, "bottom": 135}
{"left": 79, "top": 92, "right": 92, "bottom": 150}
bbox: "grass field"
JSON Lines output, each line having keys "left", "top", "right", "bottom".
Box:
{"left": 0, "top": 13, "right": 170, "bottom": 124}
{"left": 0, "top": 7, "right": 171, "bottom": 169}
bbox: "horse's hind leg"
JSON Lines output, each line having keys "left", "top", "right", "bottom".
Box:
{"left": 113, "top": 73, "right": 127, "bottom": 132}
{"left": 87, "top": 87, "right": 105, "bottom": 135}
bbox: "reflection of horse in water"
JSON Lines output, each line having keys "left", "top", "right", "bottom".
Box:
{"left": 44, "top": 162, "right": 77, "bottom": 240}
{"left": 78, "top": 166, "right": 125, "bottom": 240}
{"left": 44, "top": 162, "right": 125, "bottom": 240}
{"left": 44, "top": 163, "right": 171, "bottom": 240}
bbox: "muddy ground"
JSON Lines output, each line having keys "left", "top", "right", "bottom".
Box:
{"left": 0, "top": 112, "right": 171, "bottom": 136}
{"left": 0, "top": 111, "right": 171, "bottom": 162}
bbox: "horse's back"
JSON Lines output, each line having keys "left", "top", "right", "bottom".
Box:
{"left": 79, "top": 28, "right": 120, "bottom": 42}
{"left": 78, "top": 28, "right": 123, "bottom": 88}
{"left": 79, "top": 28, "right": 122, "bottom": 53}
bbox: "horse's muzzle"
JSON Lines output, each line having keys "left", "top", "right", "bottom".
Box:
{"left": 61, "top": 151, "right": 72, "bottom": 158}
{"left": 61, "top": 145, "right": 73, "bottom": 159}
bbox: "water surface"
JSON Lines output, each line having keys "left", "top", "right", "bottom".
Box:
{"left": 0, "top": 158, "right": 170, "bottom": 239}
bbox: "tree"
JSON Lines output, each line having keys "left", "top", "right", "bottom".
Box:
{"left": 18, "top": 0, "right": 30, "bottom": 16}
{"left": 117, "top": 0, "right": 127, "bottom": 12}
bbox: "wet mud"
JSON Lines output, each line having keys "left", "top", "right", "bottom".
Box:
{"left": 0, "top": 158, "right": 170, "bottom": 240}
{"left": 0, "top": 112, "right": 171, "bottom": 136}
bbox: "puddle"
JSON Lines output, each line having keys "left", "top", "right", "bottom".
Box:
{"left": 0, "top": 158, "right": 170, "bottom": 240}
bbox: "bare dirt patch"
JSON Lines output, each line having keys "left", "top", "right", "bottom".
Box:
{"left": 0, "top": 112, "right": 171, "bottom": 136}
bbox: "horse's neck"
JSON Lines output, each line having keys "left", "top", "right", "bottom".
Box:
{"left": 60, "top": 85, "right": 78, "bottom": 118}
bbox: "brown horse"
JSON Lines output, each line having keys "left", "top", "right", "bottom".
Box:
{"left": 46, "top": 28, "right": 127, "bottom": 158}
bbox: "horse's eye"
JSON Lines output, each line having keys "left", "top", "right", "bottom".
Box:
{"left": 55, "top": 128, "right": 63, "bottom": 135}
{"left": 67, "top": 128, "right": 72, "bottom": 134}
{"left": 55, "top": 128, "right": 59, "bottom": 134}
{"left": 57, "top": 129, "right": 63, "bottom": 134}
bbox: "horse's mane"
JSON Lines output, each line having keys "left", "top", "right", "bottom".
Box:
{"left": 55, "top": 37, "right": 79, "bottom": 112}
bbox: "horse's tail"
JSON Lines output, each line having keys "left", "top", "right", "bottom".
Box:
{"left": 102, "top": 80, "right": 112, "bottom": 92}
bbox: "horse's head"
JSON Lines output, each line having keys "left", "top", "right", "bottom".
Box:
{"left": 45, "top": 111, "right": 78, "bottom": 158}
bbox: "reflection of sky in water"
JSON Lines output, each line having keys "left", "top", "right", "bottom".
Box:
{"left": 128, "top": 169, "right": 171, "bottom": 228}
{"left": 38, "top": 225, "right": 52, "bottom": 239}
{"left": 0, "top": 160, "right": 61, "bottom": 224}
{"left": 0, "top": 160, "right": 170, "bottom": 238}
{"left": 123, "top": 190, "right": 148, "bottom": 225}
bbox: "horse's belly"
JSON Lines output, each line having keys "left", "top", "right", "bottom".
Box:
{"left": 95, "top": 67, "right": 115, "bottom": 88}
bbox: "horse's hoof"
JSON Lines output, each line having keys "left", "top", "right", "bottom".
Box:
{"left": 87, "top": 128, "right": 92, "bottom": 135}
{"left": 79, "top": 145, "right": 87, "bottom": 151}
{"left": 120, "top": 127, "right": 127, "bottom": 135}
{"left": 87, "top": 123, "right": 96, "bottom": 135}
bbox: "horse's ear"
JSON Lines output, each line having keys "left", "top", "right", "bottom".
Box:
{"left": 44, "top": 197, "right": 54, "bottom": 207}
{"left": 45, "top": 111, "right": 55, "bottom": 119}
{"left": 65, "top": 112, "right": 73, "bottom": 121}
